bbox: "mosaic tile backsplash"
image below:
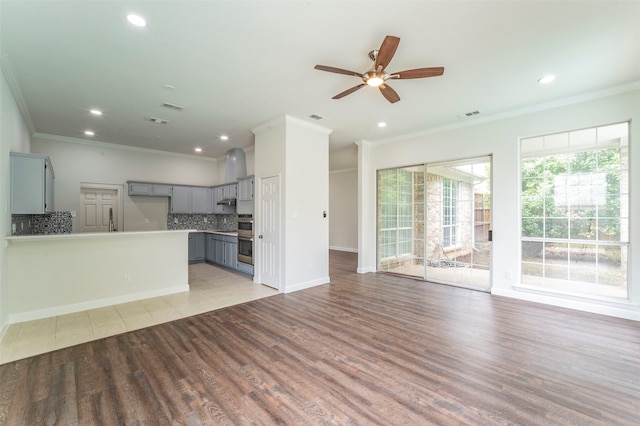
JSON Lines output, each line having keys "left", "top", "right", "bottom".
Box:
{"left": 167, "top": 214, "right": 238, "bottom": 232}
{"left": 11, "top": 212, "right": 73, "bottom": 235}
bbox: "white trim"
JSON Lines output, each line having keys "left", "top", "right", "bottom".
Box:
{"left": 329, "top": 246, "right": 358, "bottom": 253}
{"left": 33, "top": 133, "right": 218, "bottom": 162}
{"left": 492, "top": 287, "right": 640, "bottom": 322}
{"left": 0, "top": 55, "right": 36, "bottom": 135}
{"left": 329, "top": 167, "right": 358, "bottom": 175}
{"left": 357, "top": 266, "right": 376, "bottom": 274}
{"left": 283, "top": 277, "right": 330, "bottom": 294}
{"left": 8, "top": 284, "right": 189, "bottom": 324}
{"left": 372, "top": 81, "right": 640, "bottom": 147}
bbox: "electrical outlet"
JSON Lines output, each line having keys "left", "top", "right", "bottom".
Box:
{"left": 174, "top": 218, "right": 178, "bottom": 224}
{"left": 505, "top": 271, "right": 513, "bottom": 280}
{"left": 124, "top": 273, "right": 131, "bottom": 283}
{"left": 144, "top": 218, "right": 150, "bottom": 224}
{"left": 203, "top": 217, "right": 208, "bottom": 223}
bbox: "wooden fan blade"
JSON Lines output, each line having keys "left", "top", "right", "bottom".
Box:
{"left": 393, "top": 67, "right": 445, "bottom": 79}
{"left": 379, "top": 84, "right": 400, "bottom": 103}
{"left": 374, "top": 35, "right": 400, "bottom": 70}
{"left": 314, "top": 65, "right": 362, "bottom": 77}
{"left": 333, "top": 84, "right": 366, "bottom": 99}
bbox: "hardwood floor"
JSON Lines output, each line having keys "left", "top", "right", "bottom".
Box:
{"left": 1, "top": 250, "right": 639, "bottom": 425}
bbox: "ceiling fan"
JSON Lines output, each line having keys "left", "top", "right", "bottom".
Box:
{"left": 314, "top": 35, "right": 444, "bottom": 103}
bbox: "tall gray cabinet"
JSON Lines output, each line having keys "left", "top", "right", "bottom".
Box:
{"left": 10, "top": 152, "right": 55, "bottom": 214}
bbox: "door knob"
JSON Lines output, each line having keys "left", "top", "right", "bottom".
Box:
{"left": 258, "top": 235, "right": 263, "bottom": 239}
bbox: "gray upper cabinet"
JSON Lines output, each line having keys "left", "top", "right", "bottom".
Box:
{"left": 128, "top": 181, "right": 173, "bottom": 196}
{"left": 237, "top": 176, "right": 254, "bottom": 215}
{"left": 171, "top": 185, "right": 212, "bottom": 214}
{"left": 170, "top": 186, "right": 192, "bottom": 213}
{"left": 192, "top": 187, "right": 213, "bottom": 214}
{"left": 237, "top": 176, "right": 253, "bottom": 201}
{"left": 10, "top": 152, "right": 54, "bottom": 214}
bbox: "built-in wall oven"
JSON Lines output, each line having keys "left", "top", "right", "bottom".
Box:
{"left": 237, "top": 215, "right": 253, "bottom": 265}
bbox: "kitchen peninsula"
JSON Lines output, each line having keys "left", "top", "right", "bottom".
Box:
{"left": 5, "top": 230, "right": 191, "bottom": 323}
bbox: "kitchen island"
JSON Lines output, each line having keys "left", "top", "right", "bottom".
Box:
{"left": 6, "top": 230, "right": 193, "bottom": 323}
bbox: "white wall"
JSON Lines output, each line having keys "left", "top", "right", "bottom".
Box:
{"left": 31, "top": 134, "right": 218, "bottom": 232}
{"left": 284, "top": 118, "right": 331, "bottom": 292}
{"left": 253, "top": 115, "right": 331, "bottom": 293}
{"left": 329, "top": 169, "right": 358, "bottom": 252}
{"left": 0, "top": 67, "right": 32, "bottom": 339}
{"left": 7, "top": 231, "right": 190, "bottom": 322}
{"left": 360, "top": 87, "right": 640, "bottom": 320}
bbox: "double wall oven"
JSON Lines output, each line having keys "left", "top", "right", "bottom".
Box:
{"left": 237, "top": 215, "right": 253, "bottom": 265}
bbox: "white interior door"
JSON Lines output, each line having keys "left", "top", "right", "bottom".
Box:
{"left": 80, "top": 187, "right": 118, "bottom": 233}
{"left": 258, "top": 175, "right": 281, "bottom": 289}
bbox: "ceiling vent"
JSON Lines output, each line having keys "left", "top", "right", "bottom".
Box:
{"left": 309, "top": 114, "right": 324, "bottom": 120}
{"left": 162, "top": 102, "right": 185, "bottom": 111}
{"left": 144, "top": 116, "right": 169, "bottom": 124}
{"left": 458, "top": 110, "right": 481, "bottom": 119}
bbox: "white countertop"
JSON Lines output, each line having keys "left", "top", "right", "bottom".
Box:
{"left": 6, "top": 229, "right": 196, "bottom": 243}
{"left": 200, "top": 230, "right": 238, "bottom": 236}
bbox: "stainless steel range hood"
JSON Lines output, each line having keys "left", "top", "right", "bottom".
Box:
{"left": 217, "top": 197, "right": 236, "bottom": 206}
{"left": 223, "top": 148, "right": 247, "bottom": 183}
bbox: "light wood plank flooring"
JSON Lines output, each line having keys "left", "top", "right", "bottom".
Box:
{"left": 1, "top": 250, "right": 639, "bottom": 425}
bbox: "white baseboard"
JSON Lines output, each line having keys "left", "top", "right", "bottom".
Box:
{"left": 284, "top": 277, "right": 330, "bottom": 294}
{"left": 492, "top": 287, "right": 640, "bottom": 322}
{"left": 0, "top": 323, "right": 8, "bottom": 343}
{"left": 8, "top": 284, "right": 190, "bottom": 324}
{"left": 329, "top": 246, "right": 358, "bottom": 253}
{"left": 357, "top": 266, "right": 376, "bottom": 274}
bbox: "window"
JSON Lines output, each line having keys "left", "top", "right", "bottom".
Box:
{"left": 378, "top": 168, "right": 413, "bottom": 260}
{"left": 520, "top": 122, "right": 629, "bottom": 299}
{"left": 442, "top": 178, "right": 459, "bottom": 248}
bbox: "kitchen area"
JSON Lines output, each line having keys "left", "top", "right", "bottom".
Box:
{"left": 4, "top": 145, "right": 264, "bottom": 340}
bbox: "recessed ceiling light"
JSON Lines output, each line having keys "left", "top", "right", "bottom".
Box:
{"left": 127, "top": 14, "right": 146, "bottom": 27}
{"left": 378, "top": 122, "right": 387, "bottom": 128}
{"left": 84, "top": 130, "right": 95, "bottom": 136}
{"left": 89, "top": 109, "right": 102, "bottom": 116}
{"left": 194, "top": 147, "right": 202, "bottom": 153}
{"left": 220, "top": 135, "right": 229, "bottom": 141}
{"left": 538, "top": 74, "right": 556, "bottom": 85}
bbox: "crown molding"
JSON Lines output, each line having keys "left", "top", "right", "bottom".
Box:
{"left": 0, "top": 54, "right": 36, "bottom": 135}
{"left": 372, "top": 80, "right": 640, "bottom": 147}
{"left": 33, "top": 132, "right": 218, "bottom": 162}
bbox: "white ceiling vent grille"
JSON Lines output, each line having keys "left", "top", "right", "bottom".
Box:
{"left": 458, "top": 110, "right": 481, "bottom": 119}
{"left": 144, "top": 116, "right": 169, "bottom": 124}
{"left": 162, "top": 102, "right": 185, "bottom": 111}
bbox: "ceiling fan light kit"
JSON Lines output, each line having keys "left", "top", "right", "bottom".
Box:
{"left": 314, "top": 35, "right": 444, "bottom": 103}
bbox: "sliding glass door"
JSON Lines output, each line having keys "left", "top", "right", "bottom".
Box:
{"left": 376, "top": 156, "right": 492, "bottom": 291}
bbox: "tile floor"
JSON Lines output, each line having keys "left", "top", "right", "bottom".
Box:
{"left": 0, "top": 263, "right": 278, "bottom": 365}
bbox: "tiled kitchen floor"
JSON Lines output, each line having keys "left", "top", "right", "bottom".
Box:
{"left": 0, "top": 263, "right": 278, "bottom": 365}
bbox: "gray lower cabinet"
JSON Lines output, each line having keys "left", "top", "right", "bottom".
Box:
{"left": 204, "top": 233, "right": 239, "bottom": 270}
{"left": 188, "top": 232, "right": 205, "bottom": 263}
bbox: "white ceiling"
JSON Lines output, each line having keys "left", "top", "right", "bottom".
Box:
{"left": 1, "top": 1, "right": 639, "bottom": 161}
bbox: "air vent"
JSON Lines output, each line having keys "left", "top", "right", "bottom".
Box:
{"left": 144, "top": 116, "right": 169, "bottom": 124}
{"left": 457, "top": 110, "right": 481, "bottom": 119}
{"left": 162, "top": 102, "right": 185, "bottom": 111}
{"left": 309, "top": 114, "right": 324, "bottom": 120}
